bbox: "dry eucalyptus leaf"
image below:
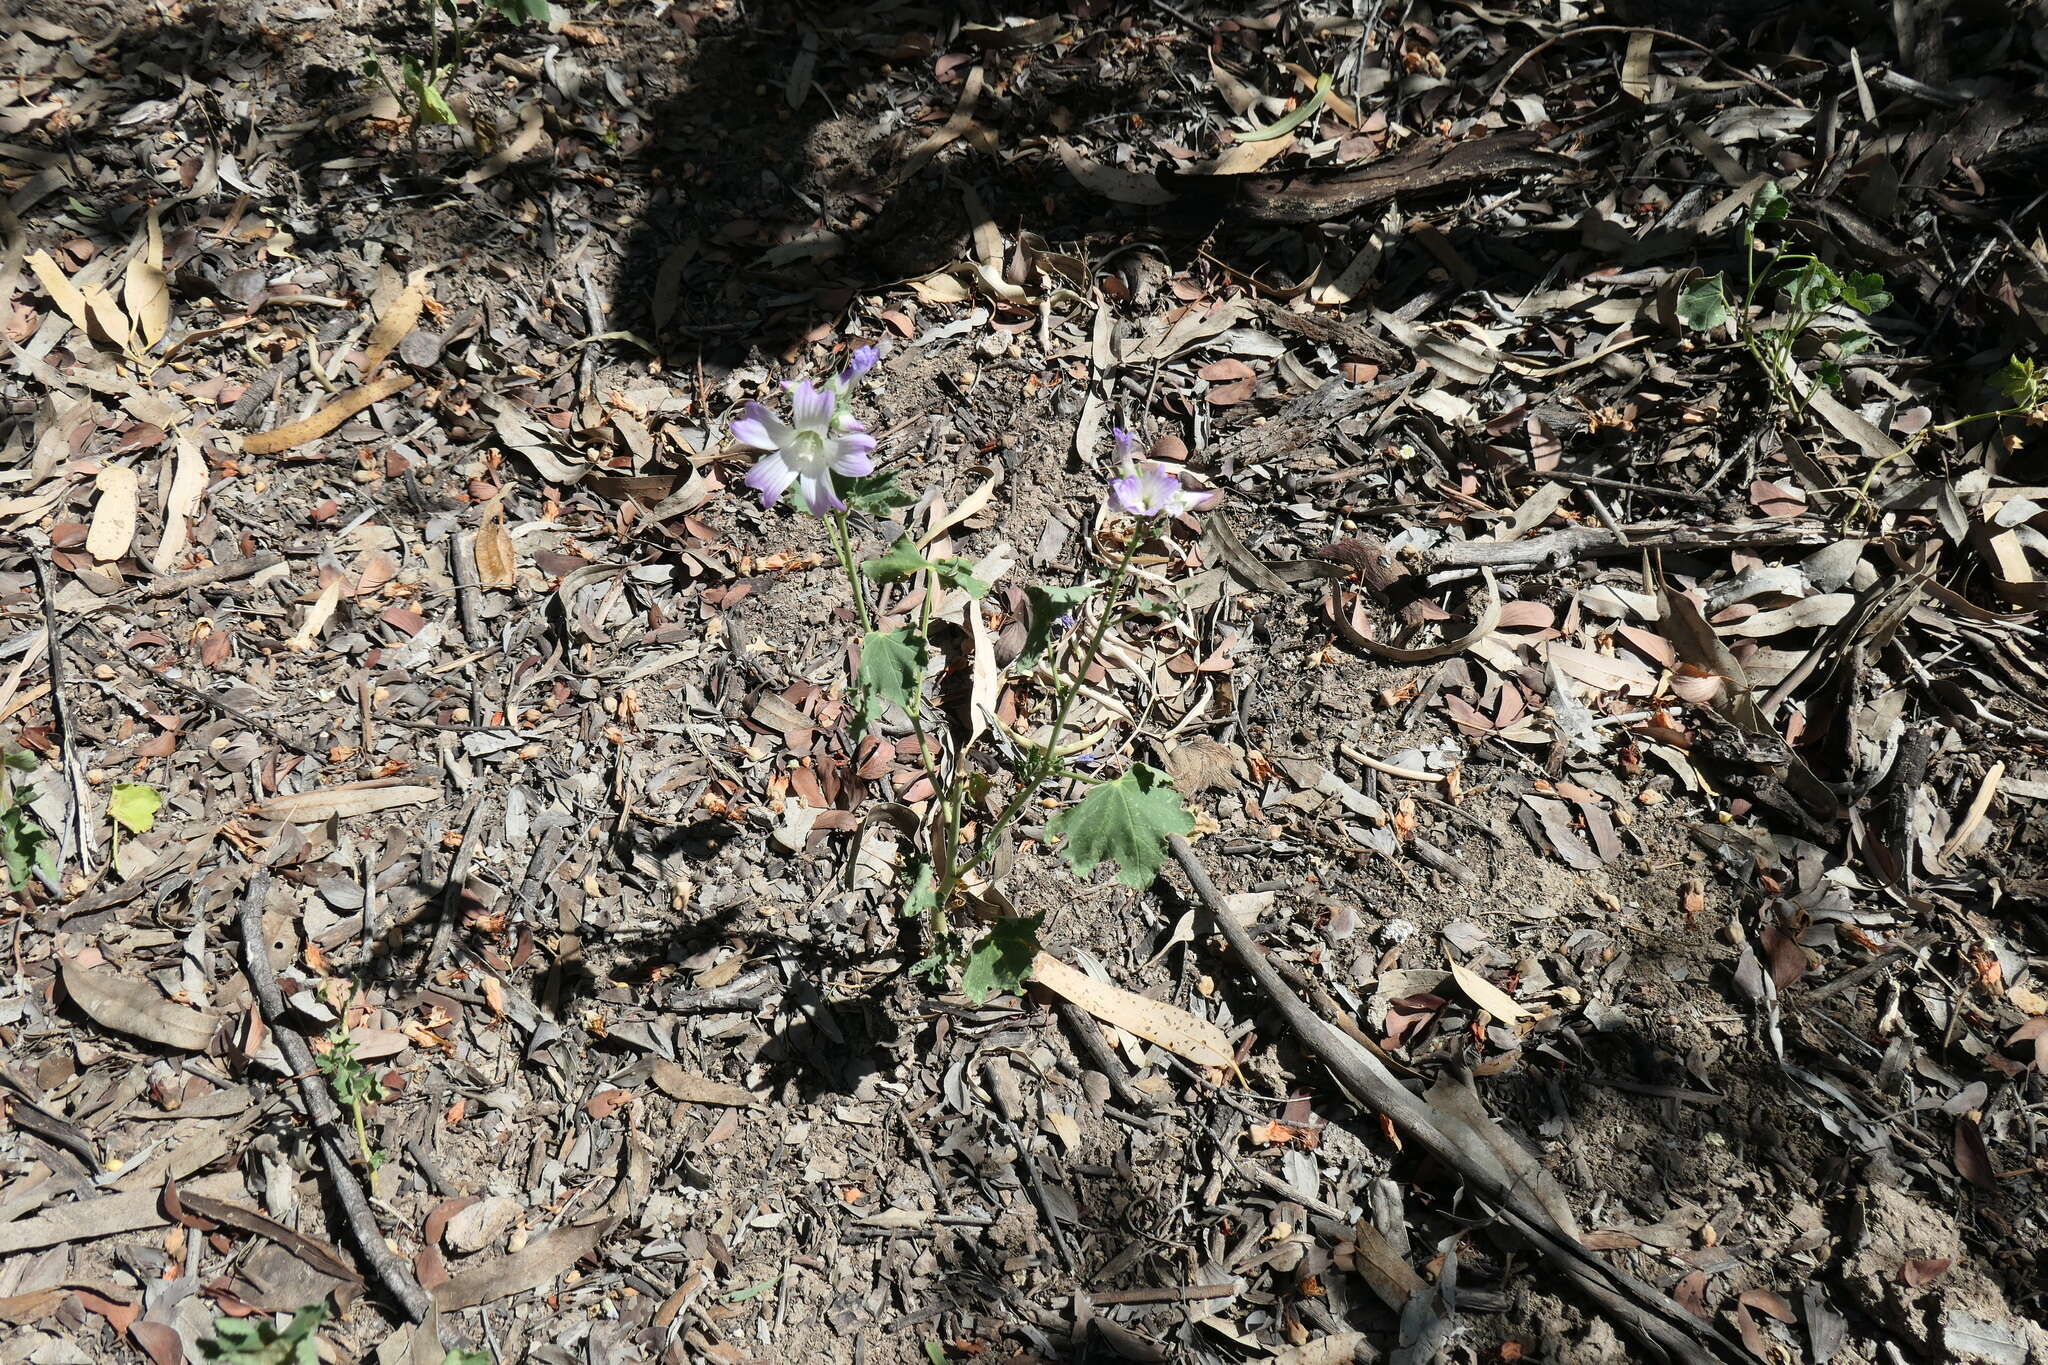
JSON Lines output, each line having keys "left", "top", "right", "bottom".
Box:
{"left": 60, "top": 955, "right": 219, "bottom": 1051}
{"left": 252, "top": 780, "right": 440, "bottom": 823}
{"left": 1031, "top": 952, "right": 1232, "bottom": 1068}
{"left": 650, "top": 1060, "right": 759, "bottom": 1107}
{"left": 85, "top": 464, "right": 139, "bottom": 562}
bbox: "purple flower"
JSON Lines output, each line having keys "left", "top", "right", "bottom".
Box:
{"left": 1109, "top": 459, "right": 1217, "bottom": 519}
{"left": 827, "top": 345, "right": 881, "bottom": 433}
{"left": 734, "top": 380, "right": 877, "bottom": 516}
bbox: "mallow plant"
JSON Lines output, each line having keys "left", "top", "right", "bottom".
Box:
{"left": 733, "top": 350, "right": 1211, "bottom": 999}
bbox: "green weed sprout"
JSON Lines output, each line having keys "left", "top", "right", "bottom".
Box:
{"left": 200, "top": 1305, "right": 327, "bottom": 1364}
{"left": 364, "top": 0, "right": 552, "bottom": 143}
{"left": 314, "top": 1027, "right": 390, "bottom": 1172}
{"left": 2, "top": 747, "right": 55, "bottom": 894}
{"left": 1680, "top": 182, "right": 2047, "bottom": 516}
{"left": 733, "top": 357, "right": 1206, "bottom": 999}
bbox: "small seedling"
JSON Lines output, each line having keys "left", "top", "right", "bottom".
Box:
{"left": 1681, "top": 181, "right": 2048, "bottom": 516}
{"left": 314, "top": 1027, "right": 390, "bottom": 1172}
{"left": 200, "top": 1305, "right": 327, "bottom": 1365}
{"left": 2, "top": 748, "right": 54, "bottom": 893}
{"left": 365, "top": 0, "right": 552, "bottom": 144}
{"left": 731, "top": 354, "right": 1209, "bottom": 999}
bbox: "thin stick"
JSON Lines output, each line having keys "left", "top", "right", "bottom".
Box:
{"left": 26, "top": 548, "right": 94, "bottom": 865}
{"left": 236, "top": 869, "right": 434, "bottom": 1323}
{"left": 1168, "top": 835, "right": 1747, "bottom": 1365}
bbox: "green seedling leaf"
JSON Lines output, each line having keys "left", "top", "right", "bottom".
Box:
{"left": 857, "top": 628, "right": 928, "bottom": 722}
{"left": 2, "top": 802, "right": 53, "bottom": 892}
{"left": 108, "top": 782, "right": 161, "bottom": 836}
{"left": 926, "top": 1344, "right": 950, "bottom": 1365}
{"left": 441, "top": 1353, "right": 491, "bottom": 1365}
{"left": 4, "top": 749, "right": 34, "bottom": 773}
{"left": 1238, "top": 72, "right": 1331, "bottom": 143}
{"left": 840, "top": 471, "right": 914, "bottom": 518}
{"left": 932, "top": 560, "right": 991, "bottom": 599}
{"left": 1045, "top": 763, "right": 1193, "bottom": 889}
{"left": 1776, "top": 259, "right": 1840, "bottom": 314}
{"left": 911, "top": 931, "right": 963, "bottom": 983}
{"left": 1017, "top": 582, "right": 1097, "bottom": 669}
{"left": 725, "top": 1267, "right": 793, "bottom": 1302}
{"left": 401, "top": 58, "right": 458, "bottom": 126}
{"left": 863, "top": 535, "right": 935, "bottom": 584}
{"left": 1995, "top": 355, "right": 2043, "bottom": 406}
{"left": 1675, "top": 275, "right": 1729, "bottom": 331}
{"left": 861, "top": 537, "right": 985, "bottom": 594}
{"left": 959, "top": 915, "right": 1042, "bottom": 1004}
{"left": 900, "top": 862, "right": 938, "bottom": 920}
{"left": 200, "top": 1304, "right": 328, "bottom": 1364}
{"left": 1816, "top": 361, "right": 1845, "bottom": 390}
{"left": 1838, "top": 272, "right": 1890, "bottom": 314}
{"left": 1836, "top": 330, "right": 1873, "bottom": 361}
{"left": 1748, "top": 180, "right": 1789, "bottom": 226}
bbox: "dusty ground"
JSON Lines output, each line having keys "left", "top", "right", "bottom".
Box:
{"left": 2, "top": 1, "right": 2047, "bottom": 1363}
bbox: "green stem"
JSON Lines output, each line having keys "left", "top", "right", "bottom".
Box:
{"left": 945, "top": 524, "right": 1150, "bottom": 888}
{"left": 828, "top": 510, "right": 873, "bottom": 635}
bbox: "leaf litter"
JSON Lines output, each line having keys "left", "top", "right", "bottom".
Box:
{"left": 0, "top": 2, "right": 2046, "bottom": 1364}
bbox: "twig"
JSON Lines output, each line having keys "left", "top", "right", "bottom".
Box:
{"left": 1052, "top": 998, "right": 1155, "bottom": 1114}
{"left": 1338, "top": 743, "right": 1451, "bottom": 785}
{"left": 134, "top": 553, "right": 284, "bottom": 599}
{"left": 25, "top": 547, "right": 95, "bottom": 866}
{"left": 235, "top": 870, "right": 434, "bottom": 1323}
{"left": 419, "top": 797, "right": 490, "bottom": 988}
{"left": 1415, "top": 522, "right": 1834, "bottom": 574}
{"left": 1490, "top": 25, "right": 1801, "bottom": 108}
{"left": 448, "top": 536, "right": 486, "bottom": 651}
{"left": 1168, "top": 835, "right": 1748, "bottom": 1365}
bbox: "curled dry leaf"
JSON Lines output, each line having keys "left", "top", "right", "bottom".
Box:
{"left": 242, "top": 372, "right": 414, "bottom": 456}
{"left": 59, "top": 954, "right": 218, "bottom": 1052}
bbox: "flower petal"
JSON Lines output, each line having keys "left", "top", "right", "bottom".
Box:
{"left": 732, "top": 403, "right": 793, "bottom": 452}
{"left": 1108, "top": 473, "right": 1146, "bottom": 517}
{"left": 798, "top": 472, "right": 845, "bottom": 516}
{"left": 828, "top": 432, "right": 876, "bottom": 476}
{"left": 789, "top": 380, "right": 835, "bottom": 433}
{"left": 744, "top": 453, "right": 798, "bottom": 509}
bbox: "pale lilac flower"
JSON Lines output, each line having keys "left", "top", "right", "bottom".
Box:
{"left": 1108, "top": 428, "right": 1217, "bottom": 519}
{"left": 826, "top": 345, "right": 881, "bottom": 433}
{"left": 734, "top": 380, "right": 877, "bottom": 515}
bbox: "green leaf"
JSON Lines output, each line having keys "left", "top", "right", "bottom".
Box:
{"left": 959, "top": 916, "right": 1042, "bottom": 1004}
{"left": 857, "top": 628, "right": 927, "bottom": 722}
{"left": 108, "top": 782, "right": 161, "bottom": 836}
{"left": 1835, "top": 330, "right": 1873, "bottom": 361}
{"left": 931, "top": 560, "right": 991, "bottom": 599}
{"left": 401, "top": 58, "right": 457, "bottom": 125}
{"left": 925, "top": 1343, "right": 950, "bottom": 1365}
{"left": 2, "top": 803, "right": 52, "bottom": 892}
{"left": 1016, "top": 582, "right": 1096, "bottom": 669}
{"left": 1776, "top": 259, "right": 1840, "bottom": 314}
{"left": 1838, "top": 271, "right": 1890, "bottom": 314}
{"left": 441, "top": 1353, "right": 491, "bottom": 1365}
{"left": 1675, "top": 275, "right": 1729, "bottom": 331}
{"left": 1747, "top": 181, "right": 1789, "bottom": 226}
{"left": 1044, "top": 763, "right": 1193, "bottom": 890}
{"left": 4, "top": 749, "right": 34, "bottom": 773}
{"left": 200, "top": 1305, "right": 327, "bottom": 1364}
{"left": 840, "top": 471, "right": 913, "bottom": 519}
{"left": 1995, "top": 355, "right": 2043, "bottom": 406}
{"left": 900, "top": 861, "right": 938, "bottom": 920}
{"left": 1237, "top": 72, "right": 1331, "bottom": 143}
{"left": 862, "top": 535, "right": 934, "bottom": 584}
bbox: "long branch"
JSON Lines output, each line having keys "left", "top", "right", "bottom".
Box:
{"left": 236, "top": 870, "right": 434, "bottom": 1323}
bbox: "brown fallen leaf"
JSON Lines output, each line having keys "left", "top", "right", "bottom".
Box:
{"left": 1030, "top": 953, "right": 1232, "bottom": 1068}
{"left": 242, "top": 372, "right": 414, "bottom": 456}
{"left": 650, "top": 1060, "right": 759, "bottom": 1107}
{"left": 251, "top": 780, "right": 440, "bottom": 824}
{"left": 362, "top": 270, "right": 430, "bottom": 375}
{"left": 85, "top": 464, "right": 139, "bottom": 563}
{"left": 0, "top": 1172, "right": 244, "bottom": 1257}
{"left": 431, "top": 1217, "right": 612, "bottom": 1311}
{"left": 59, "top": 955, "right": 218, "bottom": 1052}
{"left": 1449, "top": 960, "right": 1529, "bottom": 1024}
{"left": 472, "top": 497, "right": 518, "bottom": 589}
